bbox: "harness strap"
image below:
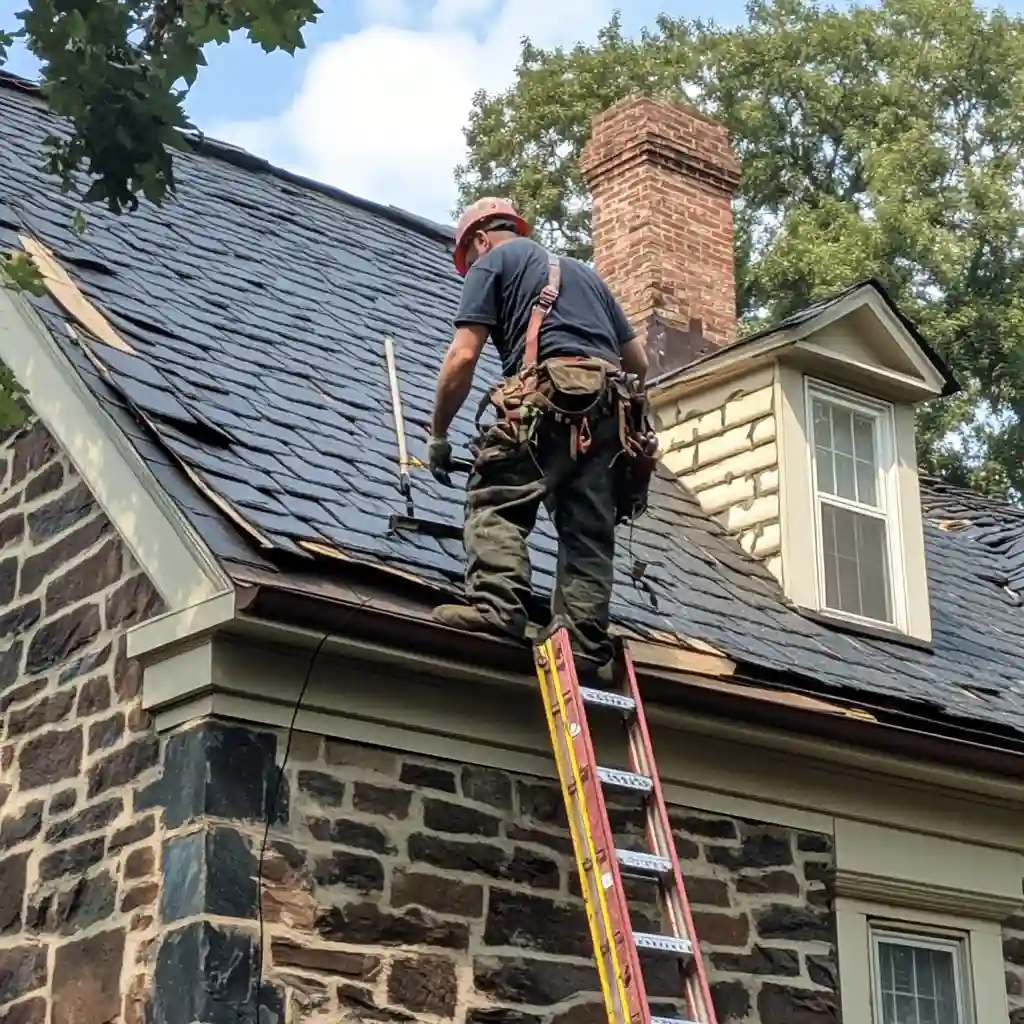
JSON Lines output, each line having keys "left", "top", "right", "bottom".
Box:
{"left": 523, "top": 251, "right": 562, "bottom": 369}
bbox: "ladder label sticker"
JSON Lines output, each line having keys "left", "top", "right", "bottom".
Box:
{"left": 601, "top": 871, "right": 613, "bottom": 889}
{"left": 569, "top": 722, "right": 581, "bottom": 737}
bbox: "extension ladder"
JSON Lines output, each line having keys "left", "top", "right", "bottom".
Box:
{"left": 533, "top": 622, "right": 718, "bottom": 1024}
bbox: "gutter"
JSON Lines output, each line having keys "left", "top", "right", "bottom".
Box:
{"left": 126, "top": 572, "right": 1024, "bottom": 790}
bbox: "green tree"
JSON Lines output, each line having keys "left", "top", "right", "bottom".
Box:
{"left": 0, "top": 1, "right": 321, "bottom": 433}
{"left": 457, "top": 0, "right": 1024, "bottom": 498}
{"left": 1, "top": 1, "right": 321, "bottom": 212}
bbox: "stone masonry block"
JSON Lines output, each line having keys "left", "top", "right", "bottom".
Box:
{"left": 661, "top": 445, "right": 697, "bottom": 476}
{"left": 656, "top": 367, "right": 775, "bottom": 435}
{"left": 161, "top": 827, "right": 258, "bottom": 923}
{"left": 723, "top": 494, "right": 780, "bottom": 533}
{"left": 52, "top": 928, "right": 125, "bottom": 1024}
{"left": 700, "top": 476, "right": 756, "bottom": 516}
{"left": 752, "top": 416, "right": 777, "bottom": 446}
{"left": 696, "top": 408, "right": 724, "bottom": 437}
{"left": 138, "top": 721, "right": 278, "bottom": 827}
{"left": 756, "top": 467, "right": 780, "bottom": 496}
{"left": 151, "top": 922, "right": 276, "bottom": 1024}
{"left": 686, "top": 442, "right": 778, "bottom": 493}
{"left": 753, "top": 521, "right": 782, "bottom": 557}
{"left": 659, "top": 419, "right": 700, "bottom": 451}
{"left": 696, "top": 423, "right": 755, "bottom": 467}
{"left": 724, "top": 385, "right": 774, "bottom": 427}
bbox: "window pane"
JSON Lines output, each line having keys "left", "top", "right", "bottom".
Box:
{"left": 835, "top": 452, "right": 858, "bottom": 501}
{"left": 820, "top": 503, "right": 893, "bottom": 622}
{"left": 821, "top": 503, "right": 841, "bottom": 608}
{"left": 812, "top": 399, "right": 833, "bottom": 448}
{"left": 811, "top": 397, "right": 884, "bottom": 505}
{"left": 853, "top": 412, "right": 877, "bottom": 463}
{"left": 857, "top": 515, "right": 892, "bottom": 622}
{"left": 833, "top": 406, "right": 855, "bottom": 456}
{"left": 815, "top": 445, "right": 836, "bottom": 495}
{"left": 893, "top": 993, "right": 918, "bottom": 1023}
{"left": 855, "top": 458, "right": 878, "bottom": 506}
{"left": 877, "top": 941, "right": 962, "bottom": 1024}
{"left": 853, "top": 413, "right": 879, "bottom": 506}
{"left": 811, "top": 397, "right": 882, "bottom": 504}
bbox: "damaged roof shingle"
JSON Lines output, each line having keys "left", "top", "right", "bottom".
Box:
{"left": 2, "top": 71, "right": 1024, "bottom": 742}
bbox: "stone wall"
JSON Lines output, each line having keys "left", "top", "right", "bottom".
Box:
{"left": 0, "top": 422, "right": 838, "bottom": 1023}
{"left": 0, "top": 419, "right": 166, "bottom": 1023}
{"left": 147, "top": 723, "right": 839, "bottom": 1024}
{"left": 654, "top": 366, "right": 783, "bottom": 583}
{"left": 1006, "top": 914, "right": 1024, "bottom": 1023}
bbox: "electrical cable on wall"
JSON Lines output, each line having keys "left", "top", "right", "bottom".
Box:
{"left": 250, "top": 628, "right": 329, "bottom": 1021}
{"left": 249, "top": 594, "right": 370, "bottom": 1021}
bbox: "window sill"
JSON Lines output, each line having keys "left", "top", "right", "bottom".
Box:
{"left": 792, "top": 605, "right": 933, "bottom": 651}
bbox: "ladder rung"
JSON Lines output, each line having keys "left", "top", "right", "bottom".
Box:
{"left": 596, "top": 766, "right": 652, "bottom": 793}
{"left": 579, "top": 686, "right": 636, "bottom": 713}
{"left": 633, "top": 932, "right": 693, "bottom": 958}
{"left": 615, "top": 848, "right": 672, "bottom": 878}
{"left": 651, "top": 1017, "right": 699, "bottom": 1024}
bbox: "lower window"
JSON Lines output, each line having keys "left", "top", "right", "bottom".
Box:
{"left": 871, "top": 927, "right": 972, "bottom": 1024}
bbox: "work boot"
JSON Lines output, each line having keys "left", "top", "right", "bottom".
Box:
{"left": 575, "top": 655, "right": 616, "bottom": 691}
{"left": 432, "top": 603, "right": 523, "bottom": 641}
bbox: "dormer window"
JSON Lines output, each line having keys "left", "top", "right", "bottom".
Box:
{"left": 649, "top": 280, "right": 959, "bottom": 647}
{"left": 807, "top": 381, "right": 898, "bottom": 627}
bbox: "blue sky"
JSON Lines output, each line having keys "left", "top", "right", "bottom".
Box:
{"left": 1, "top": 0, "right": 1020, "bottom": 224}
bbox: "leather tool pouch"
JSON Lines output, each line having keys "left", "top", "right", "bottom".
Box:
{"left": 539, "top": 359, "right": 609, "bottom": 414}
{"left": 612, "top": 379, "right": 659, "bottom": 524}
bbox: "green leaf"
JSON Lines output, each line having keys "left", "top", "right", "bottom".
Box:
{"left": 0, "top": 360, "right": 31, "bottom": 440}
{"left": 17, "top": 0, "right": 320, "bottom": 214}
{"left": 1, "top": 252, "right": 46, "bottom": 297}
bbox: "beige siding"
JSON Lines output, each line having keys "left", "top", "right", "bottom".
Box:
{"left": 655, "top": 366, "right": 783, "bottom": 582}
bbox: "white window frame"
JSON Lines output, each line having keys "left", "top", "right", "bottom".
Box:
{"left": 835, "top": 897, "right": 1009, "bottom": 1024}
{"left": 803, "top": 377, "right": 908, "bottom": 631}
{"left": 869, "top": 922, "right": 975, "bottom": 1024}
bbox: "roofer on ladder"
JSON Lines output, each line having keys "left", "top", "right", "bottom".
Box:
{"left": 427, "top": 197, "right": 657, "bottom": 684}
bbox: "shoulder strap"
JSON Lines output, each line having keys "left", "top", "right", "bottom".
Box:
{"left": 522, "top": 251, "right": 561, "bottom": 369}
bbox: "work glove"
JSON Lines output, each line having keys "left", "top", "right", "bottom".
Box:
{"left": 426, "top": 435, "right": 455, "bottom": 487}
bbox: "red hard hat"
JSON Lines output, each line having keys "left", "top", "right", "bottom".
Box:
{"left": 453, "top": 197, "right": 531, "bottom": 276}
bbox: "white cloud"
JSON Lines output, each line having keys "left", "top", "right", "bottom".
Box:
{"left": 206, "top": 0, "right": 614, "bottom": 225}
{"left": 358, "top": 0, "right": 414, "bottom": 26}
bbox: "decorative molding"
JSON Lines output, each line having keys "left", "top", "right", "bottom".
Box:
{"left": 834, "top": 869, "right": 1023, "bottom": 922}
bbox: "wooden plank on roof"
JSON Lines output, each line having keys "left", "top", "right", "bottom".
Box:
{"left": 19, "top": 234, "right": 135, "bottom": 354}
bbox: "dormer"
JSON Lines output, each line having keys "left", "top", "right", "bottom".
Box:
{"left": 582, "top": 97, "right": 959, "bottom": 644}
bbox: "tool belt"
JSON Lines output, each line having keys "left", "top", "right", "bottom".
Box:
{"left": 473, "top": 251, "right": 659, "bottom": 524}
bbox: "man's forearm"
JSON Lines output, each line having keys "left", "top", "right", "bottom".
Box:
{"left": 430, "top": 326, "right": 488, "bottom": 437}
{"left": 620, "top": 337, "right": 649, "bottom": 386}
{"left": 431, "top": 354, "right": 476, "bottom": 436}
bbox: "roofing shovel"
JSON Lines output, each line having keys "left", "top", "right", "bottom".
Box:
{"left": 383, "top": 334, "right": 470, "bottom": 541}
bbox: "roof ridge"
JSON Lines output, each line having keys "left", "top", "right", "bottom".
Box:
{"left": 0, "top": 67, "right": 457, "bottom": 245}
{"left": 920, "top": 474, "right": 1024, "bottom": 517}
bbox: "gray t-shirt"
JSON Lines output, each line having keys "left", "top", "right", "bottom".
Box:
{"left": 454, "top": 237, "right": 635, "bottom": 376}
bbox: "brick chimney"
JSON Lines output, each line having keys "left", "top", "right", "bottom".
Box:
{"left": 581, "top": 96, "right": 742, "bottom": 377}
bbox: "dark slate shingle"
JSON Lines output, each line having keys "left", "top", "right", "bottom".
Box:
{"left": 2, "top": 72, "right": 1024, "bottom": 741}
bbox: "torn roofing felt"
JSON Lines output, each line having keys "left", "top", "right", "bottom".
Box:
{"left": 2, "top": 70, "right": 1024, "bottom": 742}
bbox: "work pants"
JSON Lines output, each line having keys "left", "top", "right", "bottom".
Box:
{"left": 462, "top": 400, "right": 620, "bottom": 667}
